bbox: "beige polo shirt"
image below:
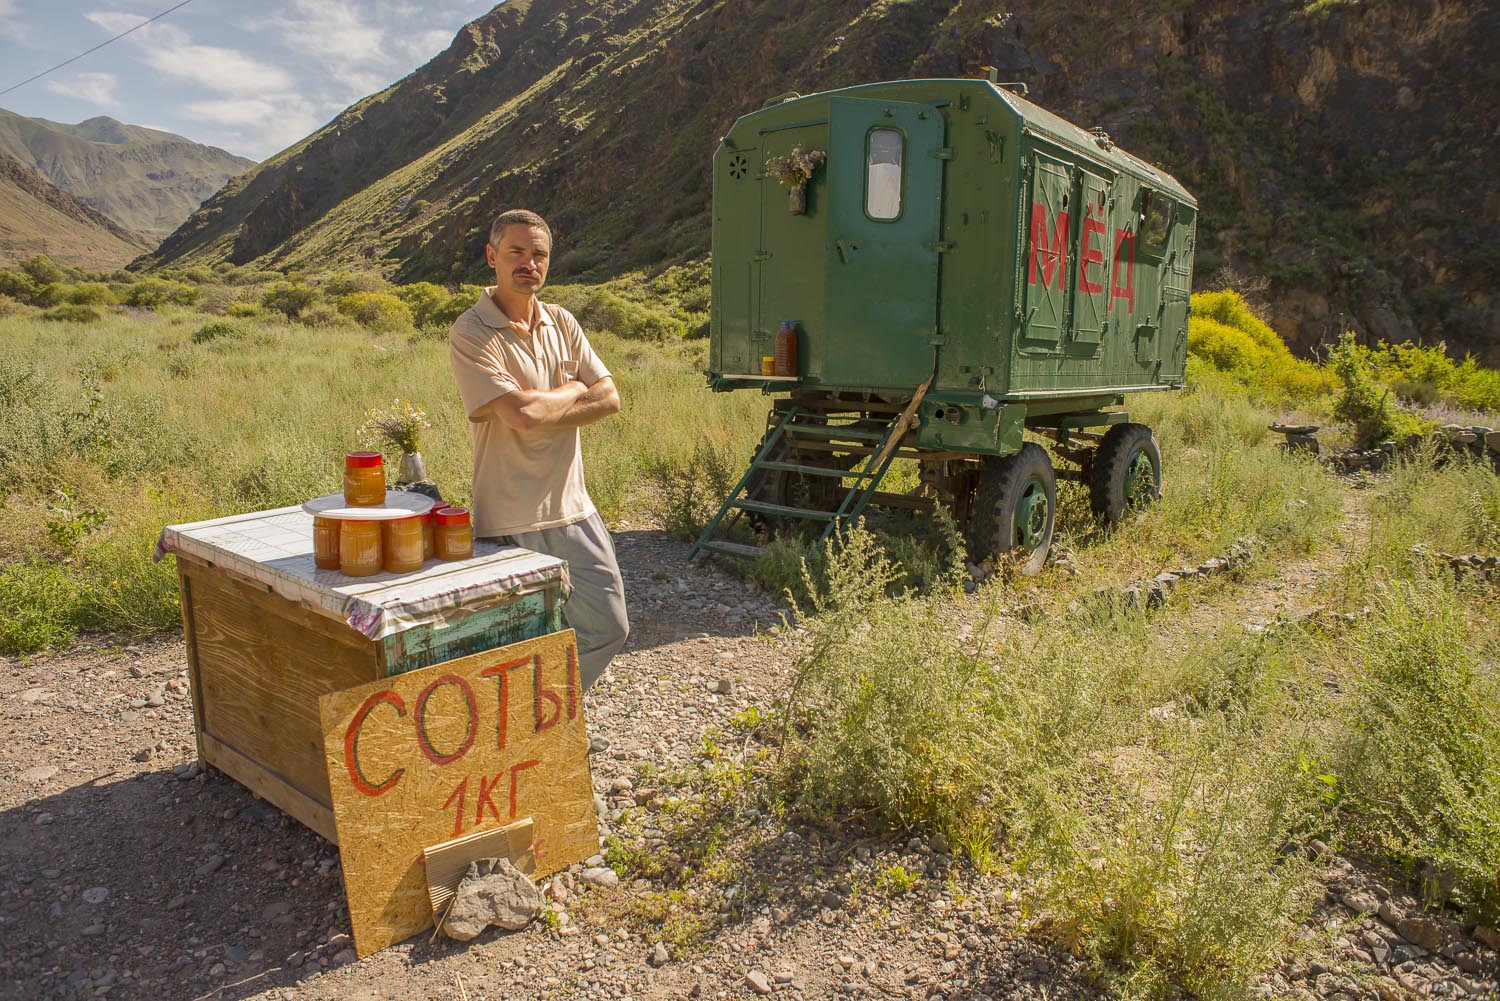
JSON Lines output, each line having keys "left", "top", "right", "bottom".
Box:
{"left": 448, "top": 290, "right": 611, "bottom": 537}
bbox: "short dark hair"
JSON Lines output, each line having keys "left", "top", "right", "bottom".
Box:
{"left": 489, "top": 209, "right": 551, "bottom": 247}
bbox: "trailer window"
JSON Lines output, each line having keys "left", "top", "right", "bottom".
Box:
{"left": 1141, "top": 190, "right": 1174, "bottom": 249}
{"left": 866, "top": 128, "right": 904, "bottom": 220}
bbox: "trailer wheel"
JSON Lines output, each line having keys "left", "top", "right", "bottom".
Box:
{"left": 970, "top": 443, "right": 1055, "bottom": 574}
{"left": 1089, "top": 423, "right": 1161, "bottom": 523}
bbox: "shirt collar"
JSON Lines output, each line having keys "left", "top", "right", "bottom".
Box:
{"left": 476, "top": 288, "right": 555, "bottom": 334}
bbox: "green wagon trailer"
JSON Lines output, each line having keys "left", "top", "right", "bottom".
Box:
{"left": 693, "top": 76, "right": 1198, "bottom": 571}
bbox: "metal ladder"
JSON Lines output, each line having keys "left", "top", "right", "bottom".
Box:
{"left": 689, "top": 393, "right": 926, "bottom": 560}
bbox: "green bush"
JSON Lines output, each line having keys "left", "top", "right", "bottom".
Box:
{"left": 41, "top": 303, "right": 103, "bottom": 323}
{"left": 1330, "top": 332, "right": 1419, "bottom": 447}
{"left": 174, "top": 265, "right": 216, "bottom": 285}
{"left": 68, "top": 282, "right": 117, "bottom": 306}
{"left": 1187, "top": 291, "right": 1329, "bottom": 401}
{"left": 31, "top": 282, "right": 68, "bottom": 307}
{"left": 191, "top": 320, "right": 245, "bottom": 344}
{"left": 0, "top": 269, "right": 41, "bottom": 303}
{"left": 425, "top": 291, "right": 475, "bottom": 331}
{"left": 337, "top": 291, "right": 413, "bottom": 332}
{"left": 298, "top": 302, "right": 349, "bottom": 329}
{"left": 0, "top": 558, "right": 82, "bottom": 654}
{"left": 582, "top": 289, "right": 686, "bottom": 341}
{"left": 395, "top": 281, "right": 450, "bottom": 327}
{"left": 1366, "top": 340, "right": 1500, "bottom": 413}
{"left": 225, "top": 300, "right": 264, "bottom": 319}
{"left": 19, "top": 254, "right": 66, "bottom": 285}
{"left": 125, "top": 278, "right": 200, "bottom": 309}
{"left": 324, "top": 270, "right": 390, "bottom": 297}
{"left": 261, "top": 280, "right": 318, "bottom": 318}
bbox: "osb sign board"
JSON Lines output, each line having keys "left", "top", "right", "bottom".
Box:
{"left": 318, "top": 629, "right": 597, "bottom": 957}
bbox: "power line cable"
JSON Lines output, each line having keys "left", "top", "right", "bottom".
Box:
{"left": 0, "top": 0, "right": 198, "bottom": 98}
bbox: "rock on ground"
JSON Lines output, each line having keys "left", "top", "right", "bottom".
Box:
{"left": 441, "top": 857, "right": 543, "bottom": 941}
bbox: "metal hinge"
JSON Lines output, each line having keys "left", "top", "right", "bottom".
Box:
{"left": 751, "top": 251, "right": 771, "bottom": 262}
{"left": 930, "top": 147, "right": 955, "bottom": 160}
{"left": 929, "top": 241, "right": 956, "bottom": 253}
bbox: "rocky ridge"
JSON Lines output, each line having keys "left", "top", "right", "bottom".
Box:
{"left": 0, "top": 109, "right": 254, "bottom": 241}
{"left": 138, "top": 0, "right": 1499, "bottom": 362}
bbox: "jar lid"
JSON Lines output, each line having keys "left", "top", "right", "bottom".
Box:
{"left": 345, "top": 451, "right": 384, "bottom": 468}
{"left": 434, "top": 506, "right": 470, "bottom": 526}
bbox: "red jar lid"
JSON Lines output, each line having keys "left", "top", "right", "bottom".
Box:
{"left": 434, "top": 506, "right": 470, "bottom": 526}
{"left": 345, "top": 451, "right": 383, "bottom": 468}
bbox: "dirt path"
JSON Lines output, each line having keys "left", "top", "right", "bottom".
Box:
{"left": 2, "top": 511, "right": 1494, "bottom": 1001}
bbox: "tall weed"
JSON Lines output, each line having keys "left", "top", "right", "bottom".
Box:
{"left": 1330, "top": 575, "right": 1500, "bottom": 921}
{"left": 776, "top": 526, "right": 1337, "bottom": 994}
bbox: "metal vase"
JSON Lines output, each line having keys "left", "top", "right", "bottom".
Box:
{"left": 397, "top": 451, "right": 427, "bottom": 484}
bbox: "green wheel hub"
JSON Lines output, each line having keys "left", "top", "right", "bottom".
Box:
{"left": 1013, "top": 476, "right": 1051, "bottom": 552}
{"left": 1123, "top": 448, "right": 1157, "bottom": 507}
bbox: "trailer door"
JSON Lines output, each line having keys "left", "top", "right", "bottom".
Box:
{"left": 821, "top": 97, "right": 944, "bottom": 389}
{"left": 1018, "top": 152, "right": 1072, "bottom": 353}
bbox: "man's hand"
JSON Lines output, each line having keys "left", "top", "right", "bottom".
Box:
{"left": 489, "top": 379, "right": 588, "bottom": 430}
{"left": 488, "top": 375, "right": 618, "bottom": 431}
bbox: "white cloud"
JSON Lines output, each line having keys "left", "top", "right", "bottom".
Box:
{"left": 181, "top": 96, "right": 325, "bottom": 157}
{"left": 84, "top": 12, "right": 291, "bottom": 94}
{"left": 45, "top": 71, "right": 121, "bottom": 108}
{"left": 249, "top": 0, "right": 399, "bottom": 94}
{"left": 0, "top": 0, "right": 17, "bottom": 18}
{"left": 403, "top": 29, "right": 457, "bottom": 64}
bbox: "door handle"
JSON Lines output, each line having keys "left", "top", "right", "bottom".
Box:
{"left": 835, "top": 239, "right": 851, "bottom": 263}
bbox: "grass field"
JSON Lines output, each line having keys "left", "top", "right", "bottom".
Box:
{"left": 1, "top": 274, "right": 1497, "bottom": 996}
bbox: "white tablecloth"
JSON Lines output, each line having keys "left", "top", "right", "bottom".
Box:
{"left": 156, "top": 506, "right": 568, "bottom": 640}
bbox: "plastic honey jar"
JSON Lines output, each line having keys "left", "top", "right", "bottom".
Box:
{"left": 339, "top": 519, "right": 382, "bottom": 576}
{"left": 343, "top": 452, "right": 385, "bottom": 507}
{"left": 433, "top": 506, "right": 474, "bottom": 561}
{"left": 382, "top": 515, "right": 425, "bottom": 573}
{"left": 312, "top": 515, "right": 341, "bottom": 570}
{"left": 773, "top": 321, "right": 798, "bottom": 377}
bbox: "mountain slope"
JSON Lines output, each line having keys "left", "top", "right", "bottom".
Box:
{"left": 141, "top": 0, "right": 1499, "bottom": 362}
{"left": 0, "top": 109, "right": 255, "bottom": 240}
{"left": 0, "top": 150, "right": 155, "bottom": 268}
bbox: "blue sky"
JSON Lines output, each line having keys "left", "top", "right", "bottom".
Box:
{"left": 0, "top": 0, "right": 500, "bottom": 161}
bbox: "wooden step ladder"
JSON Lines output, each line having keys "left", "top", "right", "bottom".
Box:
{"left": 690, "top": 381, "right": 930, "bottom": 561}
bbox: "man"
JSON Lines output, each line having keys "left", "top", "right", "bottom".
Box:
{"left": 448, "top": 208, "right": 628, "bottom": 690}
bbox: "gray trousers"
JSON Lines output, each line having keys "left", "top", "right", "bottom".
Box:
{"left": 502, "top": 512, "right": 628, "bottom": 691}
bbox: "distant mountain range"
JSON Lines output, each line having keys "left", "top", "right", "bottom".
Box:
{"left": 0, "top": 150, "right": 154, "bottom": 268}
{"left": 138, "top": 0, "right": 1500, "bottom": 361}
{"left": 0, "top": 109, "right": 254, "bottom": 242}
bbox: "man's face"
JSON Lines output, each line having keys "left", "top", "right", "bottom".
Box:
{"left": 486, "top": 224, "right": 551, "bottom": 297}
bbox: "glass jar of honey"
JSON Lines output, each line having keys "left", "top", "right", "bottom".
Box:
{"left": 343, "top": 452, "right": 385, "bottom": 507}
{"left": 339, "top": 519, "right": 382, "bottom": 576}
{"left": 433, "top": 506, "right": 474, "bottom": 561}
{"left": 312, "top": 515, "right": 341, "bottom": 570}
{"left": 382, "top": 515, "right": 425, "bottom": 573}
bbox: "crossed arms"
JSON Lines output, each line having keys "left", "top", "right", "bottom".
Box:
{"left": 487, "top": 374, "right": 620, "bottom": 431}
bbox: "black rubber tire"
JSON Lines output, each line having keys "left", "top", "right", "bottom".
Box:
{"left": 1089, "top": 423, "right": 1162, "bottom": 523}
{"left": 968, "top": 442, "right": 1056, "bottom": 574}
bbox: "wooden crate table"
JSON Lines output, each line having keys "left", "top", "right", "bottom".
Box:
{"left": 156, "top": 504, "right": 569, "bottom": 843}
